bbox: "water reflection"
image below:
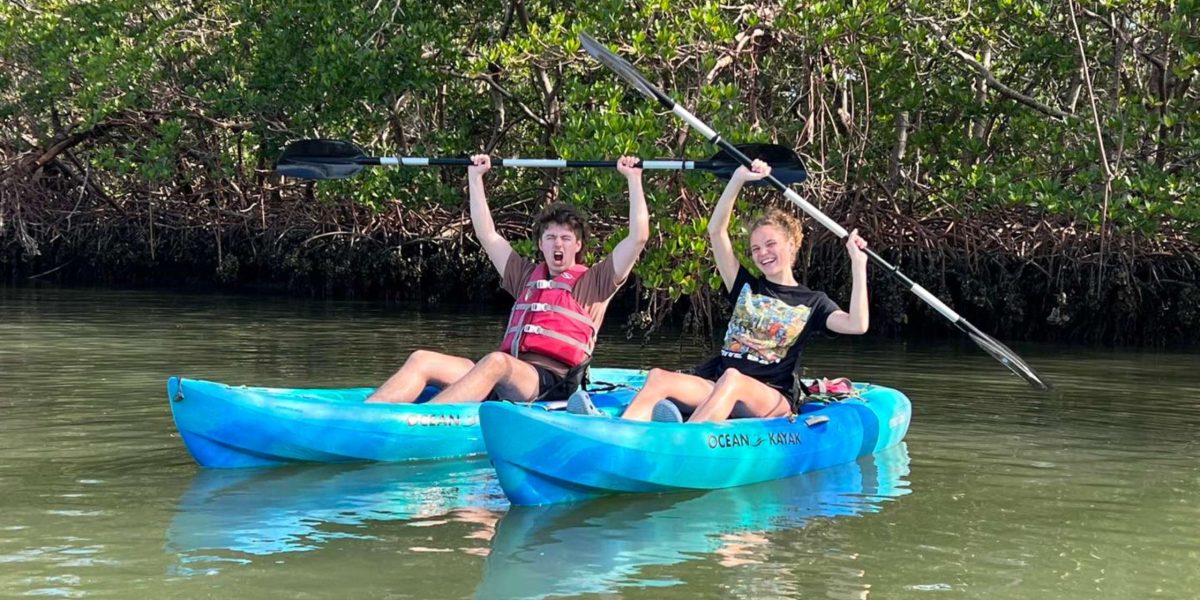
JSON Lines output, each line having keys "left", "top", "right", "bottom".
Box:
{"left": 166, "top": 459, "right": 505, "bottom": 573}
{"left": 165, "top": 444, "right": 910, "bottom": 592}
{"left": 475, "top": 443, "right": 912, "bottom": 600}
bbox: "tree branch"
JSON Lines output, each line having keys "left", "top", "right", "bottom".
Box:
{"left": 1067, "top": 1, "right": 1113, "bottom": 181}
{"left": 889, "top": 111, "right": 909, "bottom": 192}
{"left": 916, "top": 16, "right": 1072, "bottom": 119}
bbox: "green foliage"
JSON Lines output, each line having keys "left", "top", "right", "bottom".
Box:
{"left": 3, "top": 0, "right": 1197, "bottom": 298}
{"left": 635, "top": 216, "right": 712, "bottom": 300}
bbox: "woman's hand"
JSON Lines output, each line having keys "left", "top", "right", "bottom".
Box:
{"left": 845, "top": 229, "right": 868, "bottom": 266}
{"left": 731, "top": 159, "right": 771, "bottom": 184}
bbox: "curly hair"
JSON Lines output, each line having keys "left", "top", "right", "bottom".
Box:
{"left": 749, "top": 207, "right": 804, "bottom": 255}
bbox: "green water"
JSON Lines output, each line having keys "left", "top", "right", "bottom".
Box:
{"left": 1, "top": 286, "right": 1197, "bottom": 598}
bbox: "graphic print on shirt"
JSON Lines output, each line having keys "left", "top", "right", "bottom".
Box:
{"left": 720, "top": 283, "right": 813, "bottom": 364}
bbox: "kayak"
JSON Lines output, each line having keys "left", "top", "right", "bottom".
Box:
{"left": 166, "top": 368, "right": 646, "bottom": 468}
{"left": 480, "top": 380, "right": 911, "bottom": 505}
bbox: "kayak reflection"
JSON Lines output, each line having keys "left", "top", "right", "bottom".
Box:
{"left": 475, "top": 443, "right": 911, "bottom": 600}
{"left": 166, "top": 459, "right": 504, "bottom": 571}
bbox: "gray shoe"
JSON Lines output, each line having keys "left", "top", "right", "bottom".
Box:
{"left": 566, "top": 390, "right": 604, "bottom": 416}
{"left": 651, "top": 399, "right": 684, "bottom": 423}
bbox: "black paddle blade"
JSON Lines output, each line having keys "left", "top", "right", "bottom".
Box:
{"left": 964, "top": 325, "right": 1051, "bottom": 390}
{"left": 711, "top": 144, "right": 808, "bottom": 186}
{"left": 580, "top": 32, "right": 674, "bottom": 107}
{"left": 275, "top": 139, "right": 369, "bottom": 180}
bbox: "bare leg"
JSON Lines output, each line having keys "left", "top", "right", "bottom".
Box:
{"left": 367, "top": 349, "right": 475, "bottom": 404}
{"left": 688, "top": 368, "right": 790, "bottom": 423}
{"left": 429, "top": 352, "right": 542, "bottom": 404}
{"left": 621, "top": 368, "right": 716, "bottom": 421}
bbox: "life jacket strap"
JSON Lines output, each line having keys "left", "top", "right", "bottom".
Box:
{"left": 527, "top": 280, "right": 573, "bottom": 291}
{"left": 512, "top": 302, "right": 596, "bottom": 329}
{"left": 506, "top": 324, "right": 594, "bottom": 355}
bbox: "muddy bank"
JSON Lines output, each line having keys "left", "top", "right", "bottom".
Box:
{"left": 3, "top": 200, "right": 1196, "bottom": 347}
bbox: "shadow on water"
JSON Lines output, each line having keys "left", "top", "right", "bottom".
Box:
{"left": 474, "top": 443, "right": 912, "bottom": 600}
{"left": 165, "top": 459, "right": 505, "bottom": 573}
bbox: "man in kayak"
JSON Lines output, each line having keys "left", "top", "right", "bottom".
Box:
{"left": 368, "top": 154, "right": 649, "bottom": 404}
{"left": 607, "top": 161, "right": 869, "bottom": 422}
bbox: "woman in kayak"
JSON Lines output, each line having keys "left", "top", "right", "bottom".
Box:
{"left": 368, "top": 154, "right": 649, "bottom": 404}
{"left": 611, "top": 160, "right": 868, "bottom": 422}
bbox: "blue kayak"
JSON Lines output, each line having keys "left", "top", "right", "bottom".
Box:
{"left": 166, "top": 368, "right": 646, "bottom": 468}
{"left": 480, "top": 381, "right": 911, "bottom": 505}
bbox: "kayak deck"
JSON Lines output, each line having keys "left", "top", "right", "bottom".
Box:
{"left": 480, "top": 383, "right": 911, "bottom": 505}
{"left": 167, "top": 368, "right": 646, "bottom": 468}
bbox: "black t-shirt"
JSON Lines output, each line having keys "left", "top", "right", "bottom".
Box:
{"left": 712, "top": 266, "right": 841, "bottom": 390}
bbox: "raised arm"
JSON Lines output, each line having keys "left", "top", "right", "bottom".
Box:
{"left": 707, "top": 160, "right": 771, "bottom": 292}
{"left": 467, "top": 154, "right": 514, "bottom": 276}
{"left": 609, "top": 156, "right": 650, "bottom": 284}
{"left": 825, "top": 229, "right": 870, "bottom": 335}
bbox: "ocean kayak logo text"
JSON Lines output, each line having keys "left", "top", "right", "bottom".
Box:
{"left": 404, "top": 414, "right": 478, "bottom": 427}
{"left": 706, "top": 432, "right": 802, "bottom": 448}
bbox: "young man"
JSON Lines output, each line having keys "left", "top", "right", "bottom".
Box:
{"left": 367, "top": 154, "right": 649, "bottom": 404}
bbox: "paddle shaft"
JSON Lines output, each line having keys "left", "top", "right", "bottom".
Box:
{"left": 661, "top": 99, "right": 971, "bottom": 328}
{"left": 357, "top": 156, "right": 732, "bottom": 171}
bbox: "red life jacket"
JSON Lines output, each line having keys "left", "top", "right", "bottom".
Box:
{"left": 499, "top": 263, "right": 596, "bottom": 367}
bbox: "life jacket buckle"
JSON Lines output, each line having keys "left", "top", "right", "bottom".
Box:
{"left": 529, "top": 302, "right": 550, "bottom": 312}
{"left": 532, "top": 280, "right": 555, "bottom": 289}
{"left": 522, "top": 324, "right": 544, "bottom": 334}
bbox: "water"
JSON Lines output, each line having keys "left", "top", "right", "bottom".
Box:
{"left": 1, "top": 286, "right": 1197, "bottom": 598}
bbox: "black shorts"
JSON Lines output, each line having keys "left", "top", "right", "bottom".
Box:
{"left": 685, "top": 356, "right": 794, "bottom": 398}
{"left": 533, "top": 365, "right": 584, "bottom": 401}
{"left": 480, "top": 360, "right": 584, "bottom": 402}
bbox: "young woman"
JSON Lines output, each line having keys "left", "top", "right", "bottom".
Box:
{"left": 618, "top": 160, "right": 869, "bottom": 423}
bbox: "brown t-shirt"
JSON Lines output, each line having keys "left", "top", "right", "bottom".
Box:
{"left": 500, "top": 252, "right": 625, "bottom": 377}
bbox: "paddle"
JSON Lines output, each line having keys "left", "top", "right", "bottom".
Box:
{"left": 580, "top": 32, "right": 1050, "bottom": 391}
{"left": 274, "top": 138, "right": 808, "bottom": 184}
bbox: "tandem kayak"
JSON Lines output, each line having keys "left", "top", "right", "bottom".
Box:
{"left": 166, "top": 368, "right": 646, "bottom": 468}
{"left": 480, "top": 381, "right": 911, "bottom": 505}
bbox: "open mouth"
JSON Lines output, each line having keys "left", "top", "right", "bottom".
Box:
{"left": 553, "top": 251, "right": 564, "bottom": 262}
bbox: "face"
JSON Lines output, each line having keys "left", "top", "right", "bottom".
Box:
{"left": 749, "top": 224, "right": 795, "bottom": 278}
{"left": 539, "top": 223, "right": 583, "bottom": 274}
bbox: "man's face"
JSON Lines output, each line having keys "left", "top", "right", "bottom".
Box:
{"left": 539, "top": 223, "right": 583, "bottom": 275}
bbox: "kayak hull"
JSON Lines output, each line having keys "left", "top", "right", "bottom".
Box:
{"left": 480, "top": 383, "right": 911, "bottom": 505}
{"left": 166, "top": 368, "right": 644, "bottom": 468}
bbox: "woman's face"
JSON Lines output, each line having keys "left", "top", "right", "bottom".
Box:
{"left": 749, "top": 224, "right": 795, "bottom": 278}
